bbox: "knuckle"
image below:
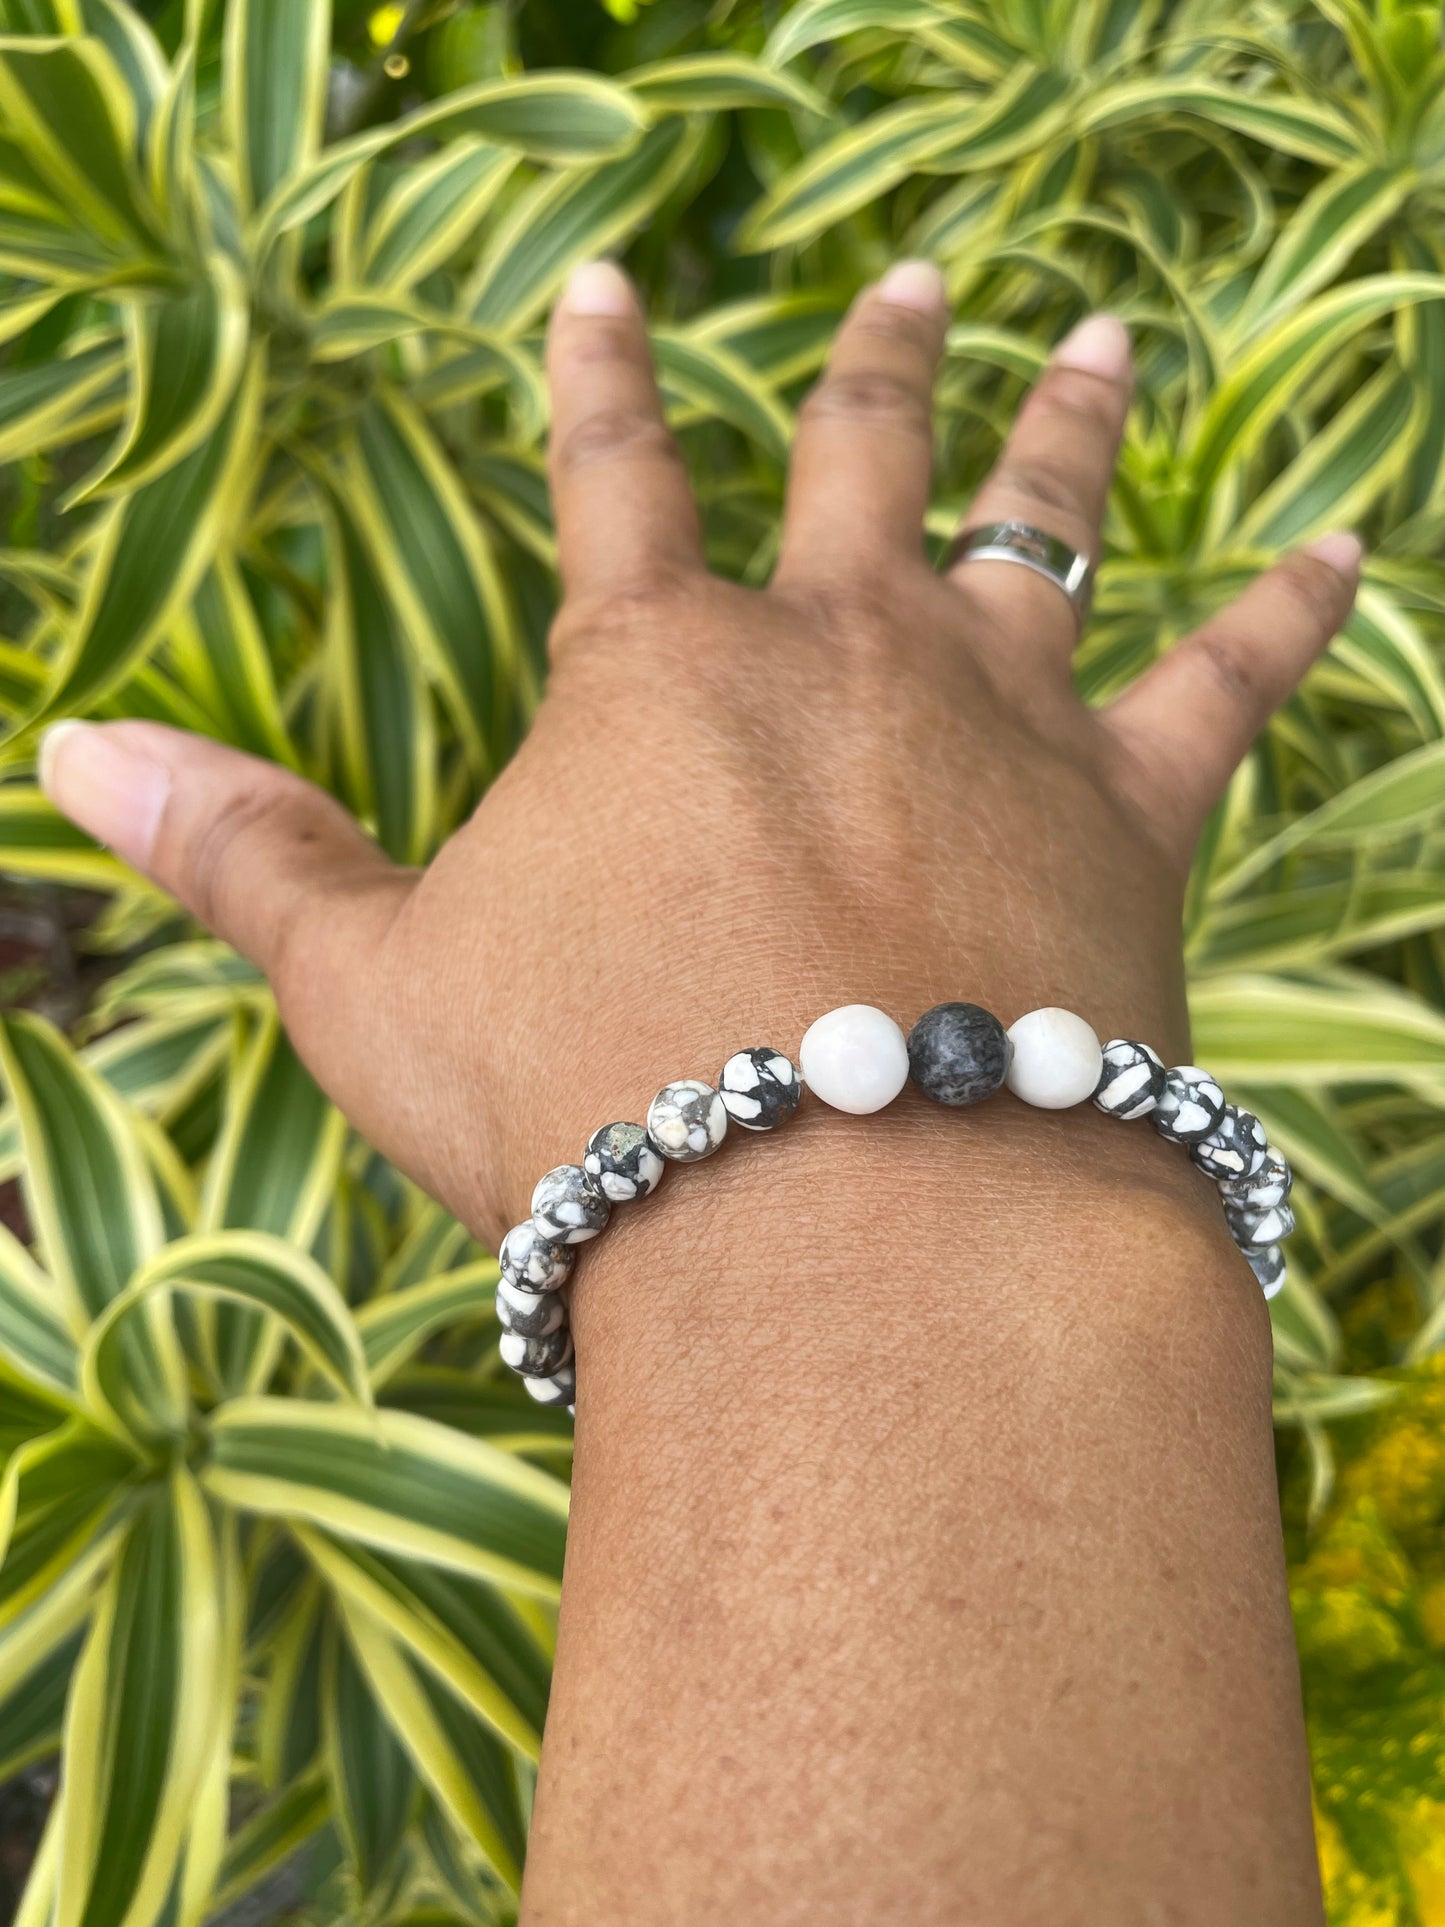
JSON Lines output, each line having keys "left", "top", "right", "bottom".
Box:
{"left": 989, "top": 458, "right": 1087, "bottom": 521}
{"left": 802, "top": 368, "right": 930, "bottom": 435}
{"left": 178, "top": 780, "right": 315, "bottom": 941}
{"left": 850, "top": 302, "right": 941, "bottom": 356}
{"left": 553, "top": 408, "right": 681, "bottom": 477}
{"left": 1027, "top": 364, "right": 1125, "bottom": 428}
{"left": 1190, "top": 628, "right": 1259, "bottom": 710}
{"left": 552, "top": 563, "right": 698, "bottom": 656}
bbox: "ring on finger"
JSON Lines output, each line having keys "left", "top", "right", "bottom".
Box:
{"left": 950, "top": 519, "right": 1094, "bottom": 626}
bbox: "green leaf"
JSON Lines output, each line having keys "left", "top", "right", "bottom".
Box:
{"left": 653, "top": 329, "right": 793, "bottom": 460}
{"left": 325, "top": 1619, "right": 415, "bottom": 1893}
{"left": 1190, "top": 970, "right": 1445, "bottom": 1093}
{"left": 0, "top": 786, "right": 131, "bottom": 890}
{"left": 223, "top": 0, "right": 331, "bottom": 214}
{"left": 203, "top": 1397, "right": 569, "bottom": 1597}
{"left": 1235, "top": 165, "right": 1416, "bottom": 336}
{"left": 1078, "top": 77, "right": 1361, "bottom": 163}
{"left": 0, "top": 338, "right": 125, "bottom": 465}
{"left": 209, "top": 1768, "right": 328, "bottom": 1915}
{"left": 167, "top": 555, "right": 296, "bottom": 766}
{"left": 764, "top": 0, "right": 942, "bottom": 64}
{"left": 0, "top": 1219, "right": 77, "bottom": 1397}
{"left": 627, "top": 53, "right": 830, "bottom": 116}
{"left": 59, "top": 0, "right": 168, "bottom": 146}
{"left": 357, "top": 139, "right": 516, "bottom": 293}
{"left": 355, "top": 1261, "right": 498, "bottom": 1387}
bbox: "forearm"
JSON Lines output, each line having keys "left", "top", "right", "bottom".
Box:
{"left": 523, "top": 1101, "right": 1322, "bottom": 1926}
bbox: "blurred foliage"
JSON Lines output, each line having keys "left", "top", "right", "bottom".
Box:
{"left": 0, "top": 0, "right": 1443, "bottom": 1919}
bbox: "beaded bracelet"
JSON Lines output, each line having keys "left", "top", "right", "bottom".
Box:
{"left": 496, "top": 1003, "right": 1295, "bottom": 1411}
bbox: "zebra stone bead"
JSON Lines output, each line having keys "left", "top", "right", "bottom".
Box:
{"left": 1191, "top": 1107, "right": 1269, "bottom": 1183}
{"left": 1093, "top": 1039, "right": 1166, "bottom": 1120}
{"left": 647, "top": 1079, "right": 727, "bottom": 1161}
{"left": 1151, "top": 1065, "right": 1226, "bottom": 1145}
{"left": 499, "top": 1220, "right": 574, "bottom": 1294}
{"left": 1219, "top": 1151, "right": 1292, "bottom": 1212}
{"left": 532, "top": 1164, "right": 609, "bottom": 1245}
{"left": 524, "top": 1364, "right": 577, "bottom": 1408}
{"left": 496, "top": 1275, "right": 566, "bottom": 1339}
{"left": 1226, "top": 1201, "right": 1296, "bottom": 1249}
{"left": 500, "top": 1322, "right": 575, "bottom": 1380}
{"left": 1246, "top": 1243, "right": 1286, "bottom": 1299}
{"left": 906, "top": 1003, "right": 1010, "bottom": 1108}
{"left": 718, "top": 1048, "right": 802, "bottom": 1130}
{"left": 584, "top": 1121, "right": 664, "bottom": 1203}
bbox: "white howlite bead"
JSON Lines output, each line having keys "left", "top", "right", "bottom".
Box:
{"left": 1004, "top": 1008, "right": 1103, "bottom": 1109}
{"left": 798, "top": 1005, "right": 909, "bottom": 1115}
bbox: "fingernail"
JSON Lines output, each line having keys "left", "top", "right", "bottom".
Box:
{"left": 560, "top": 260, "right": 636, "bottom": 318}
{"left": 1304, "top": 529, "right": 1365, "bottom": 580}
{"left": 37, "top": 721, "right": 170, "bottom": 869}
{"left": 1053, "top": 313, "right": 1132, "bottom": 380}
{"left": 875, "top": 258, "right": 947, "bottom": 314}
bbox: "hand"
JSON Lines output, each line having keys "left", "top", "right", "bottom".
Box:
{"left": 39, "top": 257, "right": 1360, "bottom": 1244}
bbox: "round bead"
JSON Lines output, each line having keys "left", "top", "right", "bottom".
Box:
{"left": 1093, "top": 1039, "right": 1165, "bottom": 1120}
{"left": 498, "top": 1220, "right": 574, "bottom": 1294}
{"left": 718, "top": 1048, "right": 802, "bottom": 1131}
{"left": 583, "top": 1121, "right": 664, "bottom": 1203}
{"left": 906, "top": 1002, "right": 1010, "bottom": 1108}
{"left": 524, "top": 1364, "right": 576, "bottom": 1407}
{"left": 1247, "top": 1244, "right": 1286, "bottom": 1300}
{"left": 1226, "top": 1201, "right": 1295, "bottom": 1249}
{"left": 1151, "top": 1065, "right": 1226, "bottom": 1145}
{"left": 646, "top": 1080, "right": 727, "bottom": 1161}
{"left": 531, "top": 1165, "right": 609, "bottom": 1245}
{"left": 798, "top": 1005, "right": 909, "bottom": 1116}
{"left": 1190, "top": 1107, "right": 1269, "bottom": 1183}
{"left": 1219, "top": 1151, "right": 1292, "bottom": 1211}
{"left": 500, "top": 1323, "right": 574, "bottom": 1380}
{"left": 495, "top": 1275, "right": 566, "bottom": 1339}
{"left": 1003, "top": 1007, "right": 1103, "bottom": 1110}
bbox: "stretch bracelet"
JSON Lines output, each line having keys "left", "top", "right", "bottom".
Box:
{"left": 495, "top": 1003, "right": 1295, "bottom": 1411}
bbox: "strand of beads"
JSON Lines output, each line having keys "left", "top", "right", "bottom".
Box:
{"left": 495, "top": 1048, "right": 803, "bottom": 1410}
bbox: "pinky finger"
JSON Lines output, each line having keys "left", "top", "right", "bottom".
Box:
{"left": 1105, "top": 531, "right": 1363, "bottom": 856}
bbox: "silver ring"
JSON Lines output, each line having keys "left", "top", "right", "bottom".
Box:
{"left": 951, "top": 520, "right": 1094, "bottom": 623}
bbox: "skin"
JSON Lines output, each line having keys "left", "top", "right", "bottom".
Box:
{"left": 40, "top": 256, "right": 1359, "bottom": 1925}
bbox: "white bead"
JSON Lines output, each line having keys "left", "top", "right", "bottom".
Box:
{"left": 1004, "top": 1007, "right": 1103, "bottom": 1109}
{"left": 798, "top": 1004, "right": 909, "bottom": 1115}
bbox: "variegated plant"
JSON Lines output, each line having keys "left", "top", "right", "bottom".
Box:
{"left": 2, "top": 0, "right": 1445, "bottom": 1920}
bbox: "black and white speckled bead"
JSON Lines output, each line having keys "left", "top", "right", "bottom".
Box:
{"left": 647, "top": 1079, "right": 727, "bottom": 1161}
{"left": 1219, "top": 1150, "right": 1292, "bottom": 1212}
{"left": 495, "top": 1275, "right": 566, "bottom": 1339}
{"left": 531, "top": 1164, "right": 609, "bottom": 1245}
{"left": 1092, "top": 1039, "right": 1165, "bottom": 1120}
{"left": 1246, "top": 1243, "right": 1286, "bottom": 1299}
{"left": 1225, "top": 1201, "right": 1296, "bottom": 1249}
{"left": 1151, "top": 1065, "right": 1226, "bottom": 1145}
{"left": 500, "top": 1322, "right": 575, "bottom": 1380}
{"left": 906, "top": 1003, "right": 1010, "bottom": 1108}
{"left": 498, "top": 1220, "right": 574, "bottom": 1294}
{"left": 718, "top": 1049, "right": 802, "bottom": 1130}
{"left": 1190, "top": 1107, "right": 1269, "bottom": 1183}
{"left": 524, "top": 1364, "right": 576, "bottom": 1407}
{"left": 583, "top": 1121, "right": 665, "bottom": 1203}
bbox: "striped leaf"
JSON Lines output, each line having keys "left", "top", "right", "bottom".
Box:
{"left": 379, "top": 1369, "right": 575, "bottom": 1458}
{"left": 59, "top": 0, "right": 169, "bottom": 143}
{"left": 166, "top": 556, "right": 295, "bottom": 766}
{"left": 356, "top": 139, "right": 516, "bottom": 292}
{"left": 764, "top": 0, "right": 943, "bottom": 64}
{"left": 1235, "top": 165, "right": 1416, "bottom": 337}
{"left": 324, "top": 1619, "right": 415, "bottom": 1893}
{"left": 654, "top": 330, "right": 793, "bottom": 460}
{"left": 1189, "top": 970, "right": 1445, "bottom": 1092}
{"left": 628, "top": 54, "right": 830, "bottom": 116}
{"left": 0, "top": 338, "right": 125, "bottom": 465}
{"left": 0, "top": 1220, "right": 77, "bottom": 1398}
{"left": 223, "top": 0, "right": 331, "bottom": 214}
{"left": 209, "top": 1768, "right": 329, "bottom": 1915}
{"left": 1078, "top": 78, "right": 1361, "bottom": 163}
{"left": 0, "top": 786, "right": 130, "bottom": 890}
{"left": 202, "top": 1397, "right": 569, "bottom": 1597}
{"left": 355, "top": 1261, "right": 498, "bottom": 1387}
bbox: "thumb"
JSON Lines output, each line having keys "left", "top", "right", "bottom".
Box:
{"left": 39, "top": 720, "right": 414, "bottom": 1129}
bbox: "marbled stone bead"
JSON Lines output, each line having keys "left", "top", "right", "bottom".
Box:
{"left": 799, "top": 1005, "right": 909, "bottom": 1115}
{"left": 495, "top": 1275, "right": 566, "bottom": 1339}
{"left": 584, "top": 1121, "right": 664, "bottom": 1203}
{"left": 500, "top": 1322, "right": 574, "bottom": 1379}
{"left": 524, "top": 1364, "right": 576, "bottom": 1407}
{"left": 1151, "top": 1065, "right": 1226, "bottom": 1145}
{"left": 1219, "top": 1151, "right": 1292, "bottom": 1212}
{"left": 1093, "top": 1039, "right": 1166, "bottom": 1120}
{"left": 1246, "top": 1243, "right": 1286, "bottom": 1300}
{"left": 1190, "top": 1107, "right": 1269, "bottom": 1183}
{"left": 498, "top": 1220, "right": 574, "bottom": 1294}
{"left": 646, "top": 1079, "right": 728, "bottom": 1161}
{"left": 1004, "top": 1007, "right": 1103, "bottom": 1109}
{"left": 531, "top": 1164, "right": 609, "bottom": 1245}
{"left": 1225, "top": 1201, "right": 1296, "bottom": 1249}
{"left": 907, "top": 1003, "right": 1010, "bottom": 1107}
{"left": 718, "top": 1048, "right": 802, "bottom": 1130}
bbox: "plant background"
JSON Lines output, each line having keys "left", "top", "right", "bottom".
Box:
{"left": 0, "top": 0, "right": 1443, "bottom": 1921}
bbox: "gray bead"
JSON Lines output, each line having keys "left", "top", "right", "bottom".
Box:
{"left": 1219, "top": 1150, "right": 1292, "bottom": 1211}
{"left": 1225, "top": 1201, "right": 1295, "bottom": 1249}
{"left": 499, "top": 1220, "right": 574, "bottom": 1294}
{"left": 496, "top": 1275, "right": 566, "bottom": 1338}
{"left": 1093, "top": 1038, "right": 1165, "bottom": 1119}
{"left": 1246, "top": 1243, "right": 1286, "bottom": 1299}
{"left": 1151, "top": 1065, "right": 1226, "bottom": 1145}
{"left": 1191, "top": 1107, "right": 1269, "bottom": 1183}
{"left": 718, "top": 1048, "right": 802, "bottom": 1130}
{"left": 906, "top": 1003, "right": 1009, "bottom": 1107}
{"left": 646, "top": 1079, "right": 727, "bottom": 1161}
{"left": 584, "top": 1122, "right": 665, "bottom": 1203}
{"left": 500, "top": 1322, "right": 574, "bottom": 1379}
{"left": 524, "top": 1364, "right": 577, "bottom": 1407}
{"left": 531, "top": 1164, "right": 609, "bottom": 1245}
